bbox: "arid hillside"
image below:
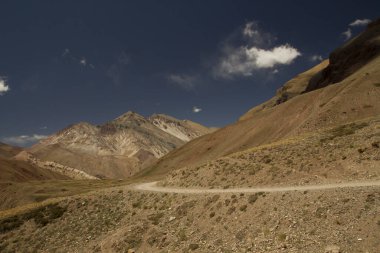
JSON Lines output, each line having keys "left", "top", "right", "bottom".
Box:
{"left": 162, "top": 117, "right": 380, "bottom": 188}
{"left": 29, "top": 112, "right": 214, "bottom": 179}
{"left": 0, "top": 142, "right": 69, "bottom": 182}
{"left": 141, "top": 19, "right": 380, "bottom": 178}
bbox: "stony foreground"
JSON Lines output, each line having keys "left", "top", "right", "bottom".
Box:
{"left": 0, "top": 184, "right": 379, "bottom": 252}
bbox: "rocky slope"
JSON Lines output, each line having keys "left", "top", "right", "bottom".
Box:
{"left": 29, "top": 112, "right": 213, "bottom": 179}
{"left": 0, "top": 182, "right": 378, "bottom": 252}
{"left": 163, "top": 117, "right": 380, "bottom": 188}
{"left": 140, "top": 19, "right": 380, "bottom": 178}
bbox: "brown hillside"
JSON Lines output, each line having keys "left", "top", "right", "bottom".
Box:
{"left": 0, "top": 143, "right": 69, "bottom": 182}
{"left": 141, "top": 20, "right": 380, "bottom": 178}
{"left": 29, "top": 112, "right": 213, "bottom": 179}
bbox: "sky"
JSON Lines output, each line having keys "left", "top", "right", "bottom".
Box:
{"left": 0, "top": 0, "right": 379, "bottom": 146}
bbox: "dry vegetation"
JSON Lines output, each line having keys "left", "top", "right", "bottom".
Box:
{"left": 163, "top": 118, "right": 380, "bottom": 189}
{"left": 0, "top": 185, "right": 379, "bottom": 252}
{"left": 0, "top": 179, "right": 131, "bottom": 211}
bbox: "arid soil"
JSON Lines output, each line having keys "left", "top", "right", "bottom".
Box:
{"left": 0, "top": 183, "right": 379, "bottom": 252}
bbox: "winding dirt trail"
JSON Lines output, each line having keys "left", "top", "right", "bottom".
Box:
{"left": 133, "top": 180, "right": 380, "bottom": 194}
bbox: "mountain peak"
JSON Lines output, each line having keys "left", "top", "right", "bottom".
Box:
{"left": 149, "top": 113, "right": 182, "bottom": 122}
{"left": 116, "top": 111, "right": 145, "bottom": 119}
{"left": 112, "top": 111, "right": 147, "bottom": 126}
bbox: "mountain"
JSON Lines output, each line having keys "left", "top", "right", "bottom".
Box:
{"left": 0, "top": 142, "right": 69, "bottom": 182}
{"left": 28, "top": 112, "right": 214, "bottom": 179}
{"left": 141, "top": 19, "right": 380, "bottom": 178}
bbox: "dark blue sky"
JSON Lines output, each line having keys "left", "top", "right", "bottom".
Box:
{"left": 1, "top": 0, "right": 379, "bottom": 146}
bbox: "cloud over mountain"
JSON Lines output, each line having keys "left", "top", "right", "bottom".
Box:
{"left": 213, "top": 21, "right": 301, "bottom": 79}
{"left": 349, "top": 19, "right": 371, "bottom": 26}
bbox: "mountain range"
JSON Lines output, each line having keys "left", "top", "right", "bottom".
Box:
{"left": 26, "top": 112, "right": 214, "bottom": 179}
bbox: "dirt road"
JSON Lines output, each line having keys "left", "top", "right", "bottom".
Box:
{"left": 133, "top": 180, "right": 380, "bottom": 194}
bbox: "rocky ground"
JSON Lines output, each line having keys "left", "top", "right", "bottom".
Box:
{"left": 1, "top": 118, "right": 379, "bottom": 252}
{"left": 0, "top": 184, "right": 379, "bottom": 252}
{"left": 162, "top": 118, "right": 380, "bottom": 189}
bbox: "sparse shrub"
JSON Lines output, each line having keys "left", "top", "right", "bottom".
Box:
{"left": 148, "top": 212, "right": 164, "bottom": 225}
{"left": 132, "top": 201, "right": 142, "bottom": 208}
{"left": 176, "top": 200, "right": 196, "bottom": 217}
{"left": 366, "top": 194, "right": 375, "bottom": 203}
{"left": 0, "top": 203, "right": 66, "bottom": 233}
{"left": 235, "top": 230, "right": 246, "bottom": 241}
{"left": 227, "top": 207, "right": 236, "bottom": 215}
{"left": 373, "top": 82, "right": 380, "bottom": 87}
{"left": 0, "top": 216, "right": 23, "bottom": 233}
{"left": 320, "top": 122, "right": 369, "bottom": 142}
{"left": 189, "top": 243, "right": 199, "bottom": 250}
{"left": 248, "top": 194, "right": 258, "bottom": 204}
{"left": 121, "top": 235, "right": 142, "bottom": 249}
{"left": 239, "top": 205, "right": 247, "bottom": 212}
{"left": 315, "top": 207, "right": 327, "bottom": 219}
{"left": 177, "top": 229, "right": 187, "bottom": 242}
{"left": 278, "top": 233, "right": 287, "bottom": 241}
{"left": 209, "top": 212, "right": 215, "bottom": 218}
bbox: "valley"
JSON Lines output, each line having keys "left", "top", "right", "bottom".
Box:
{"left": 0, "top": 13, "right": 379, "bottom": 253}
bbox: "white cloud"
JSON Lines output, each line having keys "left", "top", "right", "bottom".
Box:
{"left": 192, "top": 106, "right": 202, "bottom": 113}
{"left": 243, "top": 22, "right": 259, "bottom": 38}
{"left": 2, "top": 134, "right": 48, "bottom": 146}
{"left": 310, "top": 55, "right": 323, "bottom": 62}
{"left": 215, "top": 44, "right": 300, "bottom": 78}
{"left": 247, "top": 45, "right": 301, "bottom": 68}
{"left": 80, "top": 57, "right": 87, "bottom": 66}
{"left": 213, "top": 21, "right": 301, "bottom": 79}
{"left": 168, "top": 74, "right": 197, "bottom": 90}
{"left": 342, "top": 28, "right": 352, "bottom": 40}
{"left": 349, "top": 19, "right": 371, "bottom": 27}
{"left": 0, "top": 77, "right": 10, "bottom": 95}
